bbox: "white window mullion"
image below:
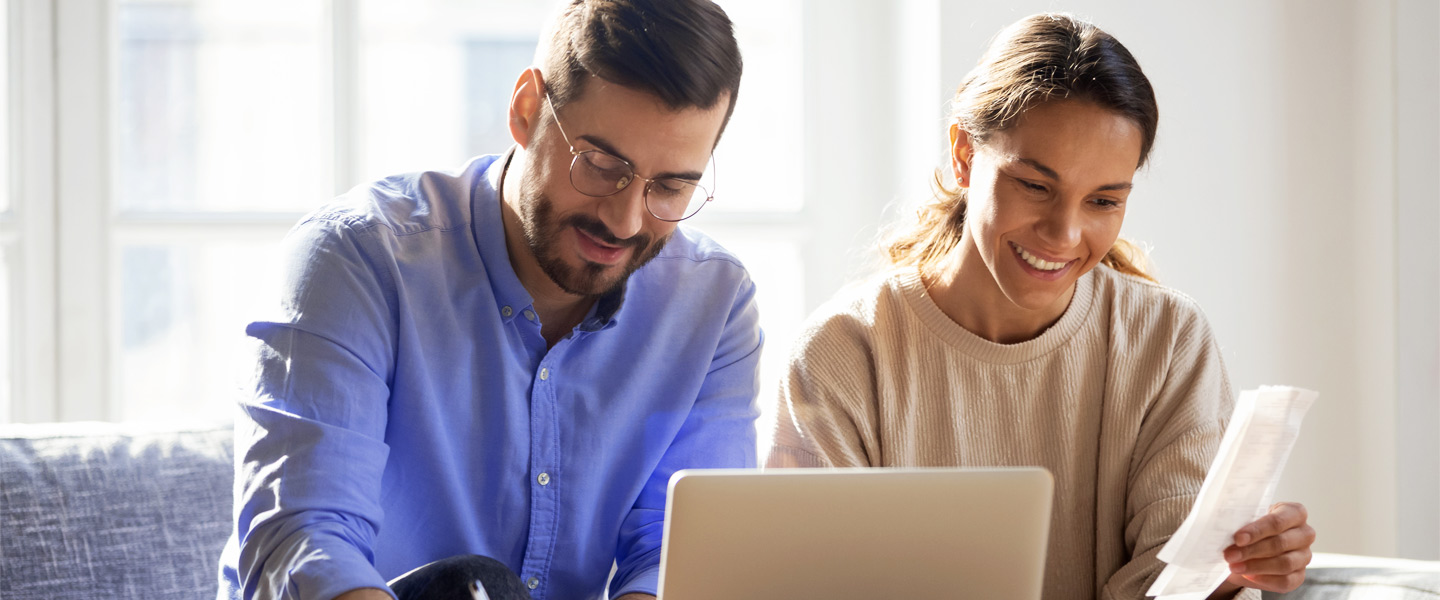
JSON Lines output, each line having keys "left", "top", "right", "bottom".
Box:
{"left": 55, "top": 0, "right": 112, "bottom": 421}
{"left": 327, "top": 0, "right": 359, "bottom": 195}
{"left": 12, "top": 0, "right": 57, "bottom": 423}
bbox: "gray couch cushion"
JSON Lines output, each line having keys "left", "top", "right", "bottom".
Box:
{"left": 0, "top": 422, "right": 234, "bottom": 599}
{"left": 1265, "top": 553, "right": 1440, "bottom": 599}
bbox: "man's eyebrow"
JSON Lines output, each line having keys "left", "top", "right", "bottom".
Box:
{"left": 1016, "top": 157, "right": 1132, "bottom": 192}
{"left": 578, "top": 134, "right": 706, "bottom": 181}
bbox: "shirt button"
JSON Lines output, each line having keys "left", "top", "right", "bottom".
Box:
{"left": 501, "top": 306, "right": 513, "bottom": 317}
{"left": 526, "top": 577, "right": 539, "bottom": 590}
{"left": 539, "top": 368, "right": 550, "bottom": 381}
{"left": 523, "top": 309, "right": 536, "bottom": 321}
{"left": 538, "top": 472, "right": 550, "bottom": 486}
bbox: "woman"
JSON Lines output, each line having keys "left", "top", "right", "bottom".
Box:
{"left": 766, "top": 13, "right": 1314, "bottom": 600}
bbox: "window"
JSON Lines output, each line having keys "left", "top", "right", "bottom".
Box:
{"left": 15, "top": 0, "right": 812, "bottom": 424}
{"left": 112, "top": 0, "right": 328, "bottom": 421}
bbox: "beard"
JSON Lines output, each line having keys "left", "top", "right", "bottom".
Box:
{"left": 518, "top": 187, "right": 671, "bottom": 297}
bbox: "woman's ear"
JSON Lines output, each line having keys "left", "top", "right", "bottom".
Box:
{"left": 950, "top": 123, "right": 973, "bottom": 188}
{"left": 508, "top": 68, "right": 545, "bottom": 149}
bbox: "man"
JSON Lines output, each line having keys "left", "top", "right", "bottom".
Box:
{"left": 216, "top": 1, "right": 758, "bottom": 599}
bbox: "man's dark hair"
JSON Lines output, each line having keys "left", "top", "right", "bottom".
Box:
{"left": 540, "top": 0, "right": 743, "bottom": 137}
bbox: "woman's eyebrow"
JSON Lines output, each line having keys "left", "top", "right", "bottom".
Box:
{"left": 1016, "top": 157, "right": 1132, "bottom": 192}
{"left": 1017, "top": 157, "right": 1060, "bottom": 180}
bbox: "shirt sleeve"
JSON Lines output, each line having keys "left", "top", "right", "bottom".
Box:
{"left": 1100, "top": 305, "right": 1260, "bottom": 600}
{"left": 231, "top": 216, "right": 400, "bottom": 600}
{"left": 608, "top": 273, "right": 764, "bottom": 598}
{"left": 765, "top": 311, "right": 877, "bottom": 469}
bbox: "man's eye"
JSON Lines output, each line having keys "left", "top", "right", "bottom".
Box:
{"left": 582, "top": 152, "right": 628, "bottom": 173}
{"left": 654, "top": 179, "right": 692, "bottom": 194}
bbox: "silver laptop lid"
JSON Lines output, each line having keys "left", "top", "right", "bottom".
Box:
{"left": 657, "top": 467, "right": 1053, "bottom": 600}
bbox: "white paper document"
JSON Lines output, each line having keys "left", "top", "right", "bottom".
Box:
{"left": 1146, "top": 385, "right": 1318, "bottom": 599}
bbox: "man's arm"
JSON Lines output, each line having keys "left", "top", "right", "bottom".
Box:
{"left": 231, "top": 217, "right": 399, "bottom": 600}
{"left": 608, "top": 274, "right": 764, "bottom": 598}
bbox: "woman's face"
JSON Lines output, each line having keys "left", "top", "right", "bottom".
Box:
{"left": 952, "top": 99, "right": 1144, "bottom": 317}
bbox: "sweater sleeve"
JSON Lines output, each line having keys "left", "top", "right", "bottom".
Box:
{"left": 765, "top": 310, "right": 878, "bottom": 469}
{"left": 1099, "top": 301, "right": 1260, "bottom": 600}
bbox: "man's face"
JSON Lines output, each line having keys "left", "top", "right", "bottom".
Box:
{"left": 515, "top": 78, "right": 728, "bottom": 297}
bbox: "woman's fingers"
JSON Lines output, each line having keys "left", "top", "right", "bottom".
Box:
{"left": 1241, "top": 568, "right": 1308, "bottom": 593}
{"left": 1225, "top": 522, "right": 1317, "bottom": 562}
{"left": 1230, "top": 548, "right": 1313, "bottom": 575}
{"left": 1234, "top": 502, "right": 1308, "bottom": 546}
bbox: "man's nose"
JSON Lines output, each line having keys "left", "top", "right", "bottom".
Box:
{"left": 597, "top": 180, "right": 648, "bottom": 240}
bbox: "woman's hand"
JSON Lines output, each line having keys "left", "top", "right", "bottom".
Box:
{"left": 1212, "top": 502, "right": 1315, "bottom": 596}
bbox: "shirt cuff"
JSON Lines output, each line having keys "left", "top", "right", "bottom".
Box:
{"left": 609, "top": 563, "right": 660, "bottom": 599}
{"left": 252, "top": 526, "right": 395, "bottom": 600}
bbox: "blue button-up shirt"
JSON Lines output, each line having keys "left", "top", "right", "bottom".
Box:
{"left": 217, "top": 153, "right": 763, "bottom": 600}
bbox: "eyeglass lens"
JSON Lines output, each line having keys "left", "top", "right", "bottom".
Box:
{"left": 570, "top": 150, "right": 710, "bottom": 221}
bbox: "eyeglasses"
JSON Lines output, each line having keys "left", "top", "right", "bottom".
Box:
{"left": 544, "top": 93, "right": 715, "bottom": 222}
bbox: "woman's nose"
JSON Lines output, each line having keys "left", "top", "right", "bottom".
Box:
{"left": 1037, "top": 203, "right": 1083, "bottom": 249}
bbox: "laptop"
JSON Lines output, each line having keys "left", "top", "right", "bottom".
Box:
{"left": 656, "top": 467, "right": 1053, "bottom": 600}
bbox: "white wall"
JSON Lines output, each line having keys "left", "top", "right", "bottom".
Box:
{"left": 799, "top": 0, "right": 1435, "bottom": 558}
{"left": 1395, "top": 0, "right": 1440, "bottom": 560}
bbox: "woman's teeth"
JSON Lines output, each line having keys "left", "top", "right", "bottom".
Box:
{"left": 1012, "top": 243, "right": 1068, "bottom": 271}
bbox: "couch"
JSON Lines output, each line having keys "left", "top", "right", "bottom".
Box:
{"left": 1, "top": 421, "right": 1437, "bottom": 599}
{"left": 1, "top": 421, "right": 232, "bottom": 598}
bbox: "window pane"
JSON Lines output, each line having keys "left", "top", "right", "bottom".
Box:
{"left": 709, "top": 0, "right": 803, "bottom": 213}
{"left": 116, "top": 240, "right": 284, "bottom": 422}
{"left": 357, "top": 0, "right": 554, "bottom": 183}
{"left": 114, "top": 0, "right": 327, "bottom": 213}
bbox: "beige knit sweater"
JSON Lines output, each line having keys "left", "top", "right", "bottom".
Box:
{"left": 766, "top": 265, "right": 1260, "bottom": 600}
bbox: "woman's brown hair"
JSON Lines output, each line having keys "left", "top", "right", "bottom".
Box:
{"left": 888, "top": 13, "right": 1159, "bottom": 281}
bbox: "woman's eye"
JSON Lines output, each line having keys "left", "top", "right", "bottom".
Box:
{"left": 1020, "top": 180, "right": 1048, "bottom": 193}
{"left": 1092, "top": 197, "right": 1121, "bottom": 208}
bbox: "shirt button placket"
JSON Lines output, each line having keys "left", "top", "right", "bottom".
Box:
{"left": 521, "top": 359, "right": 558, "bottom": 598}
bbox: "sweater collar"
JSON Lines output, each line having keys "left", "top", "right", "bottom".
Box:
{"left": 896, "top": 265, "right": 1099, "bottom": 364}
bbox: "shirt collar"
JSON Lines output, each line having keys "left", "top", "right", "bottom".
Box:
{"left": 582, "top": 282, "right": 626, "bottom": 332}
{"left": 472, "top": 148, "right": 533, "bottom": 325}
{"left": 472, "top": 147, "right": 626, "bottom": 331}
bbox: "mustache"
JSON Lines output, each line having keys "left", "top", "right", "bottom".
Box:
{"left": 565, "top": 214, "right": 650, "bottom": 249}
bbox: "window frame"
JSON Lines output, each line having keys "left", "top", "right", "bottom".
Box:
{"left": 33, "top": 0, "right": 837, "bottom": 423}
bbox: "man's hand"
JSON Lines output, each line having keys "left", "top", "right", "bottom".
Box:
{"left": 1209, "top": 502, "right": 1316, "bottom": 597}
{"left": 612, "top": 594, "right": 656, "bottom": 600}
